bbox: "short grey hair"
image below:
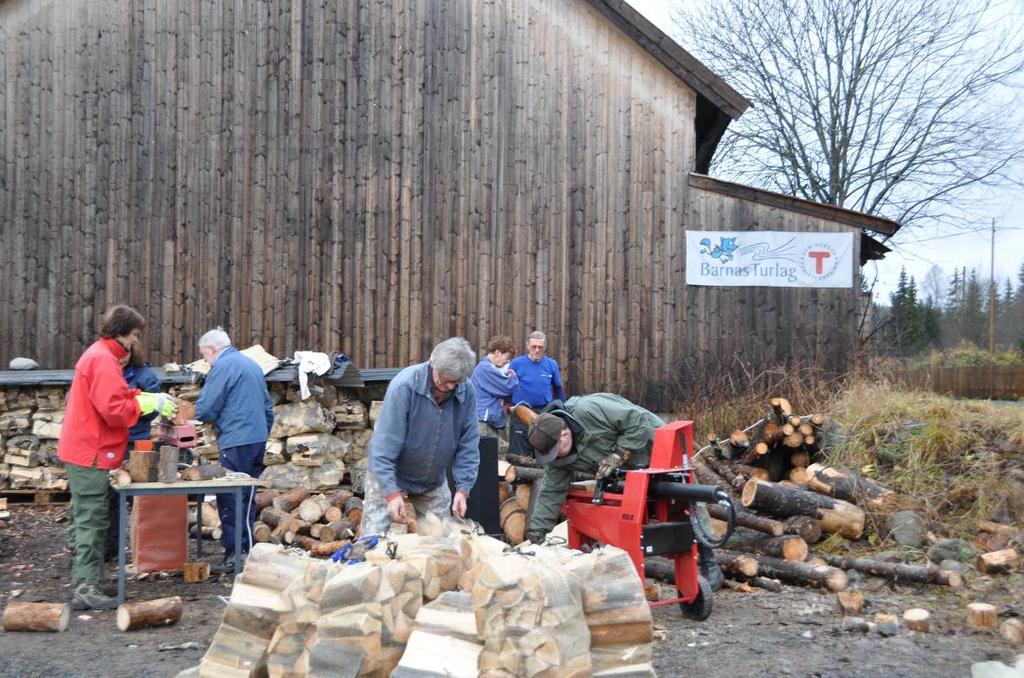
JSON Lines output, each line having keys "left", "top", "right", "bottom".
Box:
{"left": 429, "top": 337, "right": 475, "bottom": 381}
{"left": 528, "top": 331, "right": 546, "bottom": 343}
{"left": 198, "top": 327, "right": 232, "bottom": 351}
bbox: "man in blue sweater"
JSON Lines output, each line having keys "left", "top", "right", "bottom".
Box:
{"left": 362, "top": 337, "right": 479, "bottom": 535}
{"left": 194, "top": 328, "right": 275, "bottom": 570}
{"left": 508, "top": 331, "right": 565, "bottom": 455}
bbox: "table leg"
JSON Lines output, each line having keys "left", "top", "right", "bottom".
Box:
{"left": 117, "top": 492, "right": 127, "bottom": 604}
{"left": 234, "top": 489, "right": 243, "bottom": 577}
{"left": 195, "top": 494, "right": 203, "bottom": 559}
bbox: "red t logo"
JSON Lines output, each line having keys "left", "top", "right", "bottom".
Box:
{"left": 808, "top": 250, "right": 831, "bottom": 274}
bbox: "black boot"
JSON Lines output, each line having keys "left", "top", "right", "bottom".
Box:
{"left": 698, "top": 543, "right": 723, "bottom": 591}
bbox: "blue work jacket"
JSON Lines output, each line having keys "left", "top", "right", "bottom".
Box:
{"left": 194, "top": 347, "right": 275, "bottom": 449}
{"left": 368, "top": 361, "right": 480, "bottom": 497}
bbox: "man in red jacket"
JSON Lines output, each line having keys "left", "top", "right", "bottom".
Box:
{"left": 58, "top": 305, "right": 175, "bottom": 610}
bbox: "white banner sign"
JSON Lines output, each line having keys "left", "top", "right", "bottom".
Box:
{"left": 685, "top": 231, "right": 854, "bottom": 288}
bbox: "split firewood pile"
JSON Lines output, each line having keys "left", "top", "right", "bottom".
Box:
{"left": 0, "top": 387, "right": 70, "bottom": 491}
{"left": 682, "top": 397, "right": 1022, "bottom": 599}
{"left": 188, "top": 519, "right": 656, "bottom": 678}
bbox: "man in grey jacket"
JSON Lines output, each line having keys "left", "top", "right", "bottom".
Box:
{"left": 361, "top": 337, "right": 480, "bottom": 535}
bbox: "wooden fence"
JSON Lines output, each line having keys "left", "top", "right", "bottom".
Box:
{"left": 897, "top": 366, "right": 1024, "bottom": 400}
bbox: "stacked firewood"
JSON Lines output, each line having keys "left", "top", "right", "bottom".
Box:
{"left": 0, "top": 387, "right": 68, "bottom": 491}
{"left": 685, "top": 397, "right": 966, "bottom": 593}
{"left": 251, "top": 487, "right": 365, "bottom": 558}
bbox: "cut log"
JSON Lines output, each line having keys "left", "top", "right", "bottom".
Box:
{"left": 761, "top": 421, "right": 783, "bottom": 443}
{"left": 805, "top": 556, "right": 827, "bottom": 567}
{"left": 505, "top": 453, "right": 541, "bottom": 469}
{"left": 318, "top": 517, "right": 357, "bottom": 542}
{"left": 712, "top": 551, "right": 759, "bottom": 578}
{"left": 1000, "top": 618, "right": 1024, "bottom": 643}
{"left": 789, "top": 451, "right": 810, "bottom": 468}
{"left": 770, "top": 397, "right": 792, "bottom": 422}
{"left": 298, "top": 494, "right": 332, "bottom": 523}
{"left": 784, "top": 516, "right": 823, "bottom": 544}
{"left": 702, "top": 454, "right": 747, "bottom": 490}
{"left": 977, "top": 548, "right": 1020, "bottom": 575}
{"left": 500, "top": 496, "right": 526, "bottom": 544}
{"left": 707, "top": 503, "right": 785, "bottom": 537}
{"left": 742, "top": 479, "right": 865, "bottom": 539}
{"left": 253, "top": 522, "right": 272, "bottom": 543}
{"left": 184, "top": 562, "right": 210, "bottom": 583}
{"left": 127, "top": 449, "right": 155, "bottom": 483}
{"left": 734, "top": 552, "right": 848, "bottom": 592}
{"left": 514, "top": 482, "right": 533, "bottom": 512}
{"left": 748, "top": 576, "right": 782, "bottom": 592}
{"left": 285, "top": 519, "right": 313, "bottom": 544}
{"left": 726, "top": 533, "right": 808, "bottom": 562}
{"left": 805, "top": 464, "right": 898, "bottom": 514}
{"left": 323, "top": 506, "right": 343, "bottom": 523}
{"left": 254, "top": 489, "right": 278, "bottom": 511}
{"left": 798, "top": 422, "right": 814, "bottom": 437}
{"left": 344, "top": 496, "right": 364, "bottom": 525}
{"left": 814, "top": 552, "right": 963, "bottom": 587}
{"left": 273, "top": 487, "right": 310, "bottom": 513}
{"left": 179, "top": 463, "right": 227, "bottom": 481}
{"left": 728, "top": 430, "right": 750, "bottom": 450}
{"left": 966, "top": 603, "right": 998, "bottom": 629}
{"left": 788, "top": 467, "right": 810, "bottom": 485}
{"left": 157, "top": 446, "right": 179, "bottom": 483}
{"left": 289, "top": 534, "right": 319, "bottom": 551}
{"left": 310, "top": 539, "right": 351, "bottom": 557}
{"left": 2, "top": 602, "right": 70, "bottom": 632}
{"left": 116, "top": 596, "right": 183, "bottom": 631}
{"left": 694, "top": 461, "right": 734, "bottom": 496}
{"left": 110, "top": 469, "right": 132, "bottom": 488}
{"left": 788, "top": 416, "right": 802, "bottom": 428}
{"left": 201, "top": 501, "right": 221, "bottom": 528}
{"left": 509, "top": 465, "right": 544, "bottom": 485}
{"left": 782, "top": 432, "right": 804, "bottom": 449}
{"left": 902, "top": 608, "right": 930, "bottom": 632}
{"left": 836, "top": 591, "right": 863, "bottom": 615}
{"left": 511, "top": 404, "right": 537, "bottom": 426}
{"left": 259, "top": 506, "right": 291, "bottom": 529}
{"left": 324, "top": 488, "right": 354, "bottom": 507}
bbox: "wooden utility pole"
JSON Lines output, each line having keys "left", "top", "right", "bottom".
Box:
{"left": 988, "top": 219, "right": 996, "bottom": 356}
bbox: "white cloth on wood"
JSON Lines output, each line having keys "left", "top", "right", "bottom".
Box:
{"left": 293, "top": 351, "right": 332, "bottom": 400}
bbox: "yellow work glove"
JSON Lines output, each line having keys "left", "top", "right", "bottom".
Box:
{"left": 135, "top": 393, "right": 177, "bottom": 418}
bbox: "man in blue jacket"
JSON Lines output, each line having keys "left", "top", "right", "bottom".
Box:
{"left": 508, "top": 331, "right": 565, "bottom": 455}
{"left": 362, "top": 337, "right": 479, "bottom": 535}
{"left": 194, "top": 328, "right": 275, "bottom": 569}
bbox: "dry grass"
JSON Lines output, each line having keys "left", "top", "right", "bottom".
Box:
{"left": 824, "top": 379, "right": 1024, "bottom": 537}
{"left": 670, "top": 362, "right": 1024, "bottom": 541}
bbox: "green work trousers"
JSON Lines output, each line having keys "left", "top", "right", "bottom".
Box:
{"left": 65, "top": 461, "right": 112, "bottom": 586}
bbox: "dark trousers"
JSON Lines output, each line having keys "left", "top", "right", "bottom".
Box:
{"left": 217, "top": 442, "right": 265, "bottom": 556}
{"left": 508, "top": 405, "right": 541, "bottom": 455}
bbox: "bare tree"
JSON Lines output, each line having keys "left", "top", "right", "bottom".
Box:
{"left": 672, "top": 0, "right": 1024, "bottom": 227}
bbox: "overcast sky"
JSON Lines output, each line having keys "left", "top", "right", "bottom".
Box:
{"left": 628, "top": 0, "right": 1024, "bottom": 303}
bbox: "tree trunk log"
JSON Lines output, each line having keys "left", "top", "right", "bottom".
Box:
{"left": 273, "top": 487, "right": 310, "bottom": 513}
{"left": 500, "top": 497, "right": 526, "bottom": 545}
{"left": 977, "top": 548, "right": 1020, "bottom": 574}
{"left": 259, "top": 506, "right": 291, "bottom": 529}
{"left": 726, "top": 533, "right": 808, "bottom": 562}
{"left": 814, "top": 552, "right": 963, "bottom": 587}
{"left": 310, "top": 539, "right": 351, "bottom": 557}
{"left": 805, "top": 464, "right": 898, "bottom": 514}
{"left": 712, "top": 550, "right": 759, "bottom": 578}
{"left": 703, "top": 454, "right": 747, "bottom": 490}
{"left": 770, "top": 398, "right": 792, "bottom": 422}
{"left": 836, "top": 591, "right": 863, "bottom": 615}
{"left": 116, "top": 596, "right": 183, "bottom": 631}
{"left": 508, "top": 465, "right": 544, "bottom": 485}
{"left": 694, "top": 461, "right": 734, "bottom": 496}
{"left": 253, "top": 522, "right": 272, "bottom": 543}
{"left": 903, "top": 608, "right": 930, "bottom": 632}
{"left": 967, "top": 603, "right": 998, "bottom": 629}
{"left": 318, "top": 517, "right": 357, "bottom": 542}
{"left": 254, "top": 489, "right": 277, "bottom": 511}
{"left": 742, "top": 479, "right": 865, "bottom": 539}
{"left": 128, "top": 449, "right": 155, "bottom": 483}
{"left": 1000, "top": 618, "right": 1024, "bottom": 643}
{"left": 740, "top": 553, "right": 848, "bottom": 592}
{"left": 157, "top": 446, "right": 179, "bottom": 483}
{"left": 184, "top": 562, "right": 210, "bottom": 583}
{"left": 179, "top": 463, "right": 226, "bottom": 481}
{"left": 2, "top": 602, "right": 69, "bottom": 632}
{"left": 707, "top": 503, "right": 785, "bottom": 537}
{"left": 784, "top": 516, "right": 823, "bottom": 544}
{"left": 505, "top": 453, "right": 541, "bottom": 469}
{"left": 298, "top": 494, "right": 332, "bottom": 523}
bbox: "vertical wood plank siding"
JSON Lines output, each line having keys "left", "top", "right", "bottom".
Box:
{"left": 0, "top": 0, "right": 862, "bottom": 409}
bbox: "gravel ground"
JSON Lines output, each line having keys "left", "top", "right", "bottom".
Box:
{"left": 1, "top": 505, "right": 1021, "bottom": 677}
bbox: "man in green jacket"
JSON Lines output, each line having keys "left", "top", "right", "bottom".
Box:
{"left": 524, "top": 393, "right": 721, "bottom": 589}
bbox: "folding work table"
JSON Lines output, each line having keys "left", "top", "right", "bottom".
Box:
{"left": 114, "top": 478, "right": 265, "bottom": 603}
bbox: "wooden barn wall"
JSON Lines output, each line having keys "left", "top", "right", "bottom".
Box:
{"left": 0, "top": 0, "right": 696, "bottom": 405}
{"left": 675, "top": 185, "right": 864, "bottom": 403}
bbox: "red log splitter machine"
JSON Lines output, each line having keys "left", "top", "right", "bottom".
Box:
{"left": 560, "top": 420, "right": 735, "bottom": 620}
